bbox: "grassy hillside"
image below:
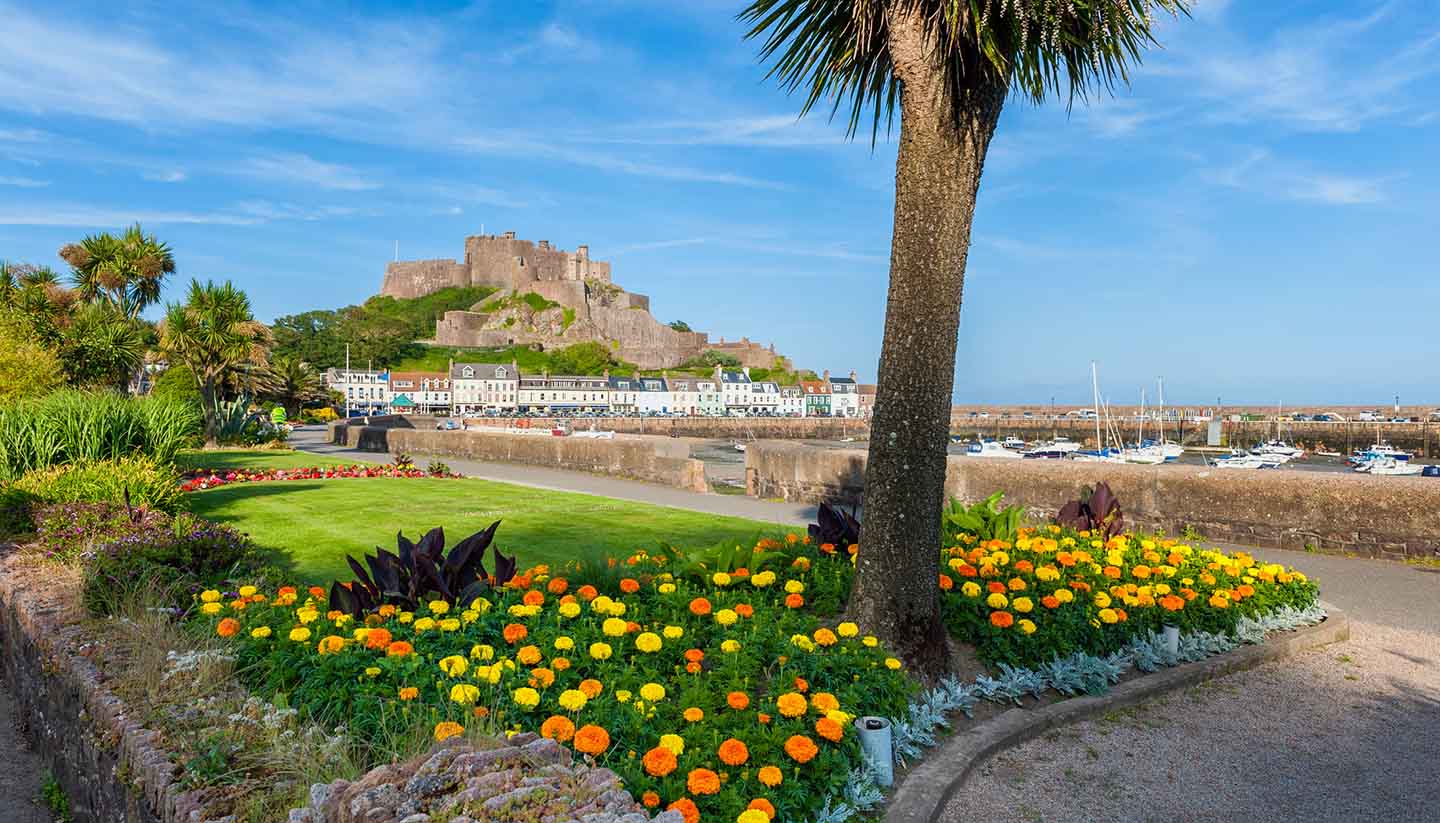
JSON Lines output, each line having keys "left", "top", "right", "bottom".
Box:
{"left": 389, "top": 342, "right": 638, "bottom": 376}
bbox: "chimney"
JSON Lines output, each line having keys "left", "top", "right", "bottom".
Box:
{"left": 603, "top": 369, "right": 609, "bottom": 380}
{"left": 511, "top": 358, "right": 519, "bottom": 374}
{"left": 849, "top": 370, "right": 857, "bottom": 382}
{"left": 503, "top": 230, "right": 516, "bottom": 239}
{"left": 578, "top": 244, "right": 589, "bottom": 259}
{"left": 823, "top": 369, "right": 831, "bottom": 381}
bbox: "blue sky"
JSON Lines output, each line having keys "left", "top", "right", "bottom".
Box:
{"left": 1, "top": 0, "right": 1437, "bottom": 405}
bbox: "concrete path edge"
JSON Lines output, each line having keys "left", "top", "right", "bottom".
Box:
{"left": 883, "top": 602, "right": 1351, "bottom": 823}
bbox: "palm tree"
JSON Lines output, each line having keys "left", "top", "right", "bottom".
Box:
{"left": 59, "top": 224, "right": 176, "bottom": 319}
{"left": 263, "top": 354, "right": 326, "bottom": 417}
{"left": 743, "top": 0, "right": 1189, "bottom": 672}
{"left": 158, "top": 280, "right": 272, "bottom": 446}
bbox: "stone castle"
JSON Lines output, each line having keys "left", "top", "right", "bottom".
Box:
{"left": 380, "top": 231, "right": 790, "bottom": 371}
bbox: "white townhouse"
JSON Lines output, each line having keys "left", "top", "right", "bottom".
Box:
{"left": 717, "top": 367, "right": 753, "bottom": 414}
{"left": 828, "top": 370, "right": 861, "bottom": 418}
{"left": 450, "top": 362, "right": 519, "bottom": 415}
{"left": 608, "top": 375, "right": 638, "bottom": 414}
{"left": 695, "top": 379, "right": 724, "bottom": 417}
{"left": 669, "top": 377, "right": 700, "bottom": 416}
{"left": 779, "top": 386, "right": 805, "bottom": 417}
{"left": 749, "top": 381, "right": 781, "bottom": 415}
{"left": 636, "top": 376, "right": 673, "bottom": 415}
{"left": 324, "top": 368, "right": 389, "bottom": 415}
{"left": 388, "top": 371, "right": 450, "bottom": 415}
{"left": 518, "top": 374, "right": 610, "bottom": 413}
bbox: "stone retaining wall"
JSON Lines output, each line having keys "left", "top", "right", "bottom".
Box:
{"left": 332, "top": 426, "right": 711, "bottom": 493}
{"left": 745, "top": 441, "right": 1440, "bottom": 559}
{"left": 0, "top": 550, "right": 203, "bottom": 823}
{"left": 455, "top": 415, "right": 871, "bottom": 440}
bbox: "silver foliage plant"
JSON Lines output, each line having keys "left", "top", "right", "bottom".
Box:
{"left": 824, "top": 604, "right": 1327, "bottom": 822}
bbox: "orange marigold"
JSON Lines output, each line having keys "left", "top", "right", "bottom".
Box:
{"left": 619, "top": 578, "right": 640, "bottom": 593}
{"left": 794, "top": 676, "right": 808, "bottom": 692}
{"left": 719, "top": 738, "right": 749, "bottom": 766}
{"left": 749, "top": 798, "right": 777, "bottom": 819}
{"left": 516, "top": 645, "right": 542, "bottom": 665}
{"left": 784, "top": 734, "right": 819, "bottom": 764}
{"left": 1041, "top": 595, "right": 1061, "bottom": 609}
{"left": 643, "top": 746, "right": 678, "bottom": 777}
{"left": 757, "top": 765, "right": 783, "bottom": 787}
{"left": 216, "top": 618, "right": 240, "bottom": 638}
{"left": 364, "top": 627, "right": 393, "bottom": 649}
{"left": 398, "top": 686, "right": 418, "bottom": 700}
{"left": 820, "top": 542, "right": 836, "bottom": 554}
{"left": 757, "top": 712, "right": 772, "bottom": 724}
{"left": 573, "top": 724, "right": 610, "bottom": 756}
{"left": 530, "top": 667, "right": 556, "bottom": 688}
{"left": 578, "top": 678, "right": 603, "bottom": 698}
{"left": 667, "top": 798, "right": 700, "bottom": 823}
{"left": 815, "top": 716, "right": 844, "bottom": 742}
{"left": 811, "top": 692, "right": 839, "bottom": 712}
{"left": 684, "top": 648, "right": 705, "bottom": 664}
{"left": 735, "top": 602, "right": 754, "bottom": 618}
{"left": 540, "top": 715, "right": 575, "bottom": 742}
{"left": 502, "top": 623, "right": 528, "bottom": 644}
{"left": 990, "top": 610, "right": 1015, "bottom": 628}
{"left": 547, "top": 577, "right": 569, "bottom": 594}
{"left": 685, "top": 661, "right": 701, "bottom": 674}
{"left": 641, "top": 791, "right": 660, "bottom": 808}
{"left": 939, "top": 573, "right": 954, "bottom": 591}
{"left": 683, "top": 707, "right": 704, "bottom": 722}
{"left": 308, "top": 586, "right": 325, "bottom": 599}
{"left": 688, "top": 597, "right": 712, "bottom": 616}
{"left": 987, "top": 581, "right": 1007, "bottom": 594}
{"left": 522, "top": 589, "right": 545, "bottom": 607}
{"left": 785, "top": 593, "right": 805, "bottom": 609}
{"left": 686, "top": 767, "right": 721, "bottom": 795}
{"left": 577, "top": 584, "right": 599, "bottom": 601}
{"left": 727, "top": 691, "right": 751, "bottom": 710}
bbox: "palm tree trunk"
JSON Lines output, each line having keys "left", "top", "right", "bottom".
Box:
{"left": 847, "top": 8, "right": 1007, "bottom": 677}
{"left": 199, "top": 379, "right": 220, "bottom": 448}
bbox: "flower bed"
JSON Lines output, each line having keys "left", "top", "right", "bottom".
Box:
{"left": 179, "top": 464, "right": 460, "bottom": 492}
{"left": 191, "top": 526, "right": 1319, "bottom": 823}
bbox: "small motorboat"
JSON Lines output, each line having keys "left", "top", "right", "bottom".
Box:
{"left": 967, "top": 441, "right": 1022, "bottom": 459}
{"left": 733, "top": 442, "right": 747, "bottom": 453}
{"left": 1362, "top": 457, "right": 1422, "bottom": 476}
{"left": 1001, "top": 436, "right": 1027, "bottom": 450}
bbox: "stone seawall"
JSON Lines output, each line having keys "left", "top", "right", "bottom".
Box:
{"left": 952, "top": 417, "right": 1440, "bottom": 455}
{"left": 0, "top": 551, "right": 203, "bottom": 823}
{"left": 745, "top": 441, "right": 1440, "bottom": 560}
{"left": 332, "top": 426, "right": 710, "bottom": 493}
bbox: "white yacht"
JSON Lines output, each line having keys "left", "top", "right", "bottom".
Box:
{"left": 967, "top": 441, "right": 1023, "bottom": 459}
{"left": 1253, "top": 439, "right": 1304, "bottom": 460}
{"left": 1001, "top": 436, "right": 1027, "bottom": 450}
{"left": 1365, "top": 457, "right": 1423, "bottom": 476}
{"left": 1023, "top": 437, "right": 1082, "bottom": 459}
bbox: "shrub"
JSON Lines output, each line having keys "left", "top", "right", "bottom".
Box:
{"left": 14, "top": 455, "right": 185, "bottom": 513}
{"left": 302, "top": 407, "right": 339, "bottom": 424}
{"left": 0, "top": 390, "right": 200, "bottom": 481}
{"left": 0, "top": 484, "right": 40, "bottom": 538}
{"left": 30, "top": 501, "right": 256, "bottom": 615}
{"left": 0, "top": 329, "right": 65, "bottom": 403}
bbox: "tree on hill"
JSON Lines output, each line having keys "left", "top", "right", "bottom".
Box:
{"left": 159, "top": 280, "right": 272, "bottom": 447}
{"left": 58, "top": 224, "right": 175, "bottom": 320}
{"left": 668, "top": 320, "right": 693, "bottom": 332}
{"left": 743, "top": 0, "right": 1189, "bottom": 673}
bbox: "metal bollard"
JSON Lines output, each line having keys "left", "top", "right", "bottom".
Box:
{"left": 854, "top": 716, "right": 894, "bottom": 787}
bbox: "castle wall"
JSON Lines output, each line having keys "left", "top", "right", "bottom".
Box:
{"left": 532, "top": 281, "right": 590, "bottom": 317}
{"left": 461, "top": 235, "right": 609, "bottom": 291}
{"left": 380, "top": 259, "right": 467, "bottom": 299}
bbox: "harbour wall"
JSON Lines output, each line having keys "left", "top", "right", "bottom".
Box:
{"left": 744, "top": 441, "right": 1440, "bottom": 560}
{"left": 453, "top": 415, "right": 873, "bottom": 441}
{"left": 329, "top": 424, "right": 710, "bottom": 493}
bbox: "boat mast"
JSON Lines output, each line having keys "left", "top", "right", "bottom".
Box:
{"left": 1157, "top": 377, "right": 1166, "bottom": 445}
{"left": 1091, "top": 361, "right": 1103, "bottom": 452}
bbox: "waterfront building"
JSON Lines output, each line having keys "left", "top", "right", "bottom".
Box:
{"left": 779, "top": 385, "right": 805, "bottom": 417}
{"left": 324, "top": 367, "right": 389, "bottom": 415}
{"left": 857, "top": 383, "right": 877, "bottom": 419}
{"left": 636, "top": 376, "right": 672, "bottom": 415}
{"left": 750, "top": 380, "right": 781, "bottom": 415}
{"left": 388, "top": 371, "right": 450, "bottom": 415}
{"left": 608, "top": 375, "right": 638, "bottom": 414}
{"left": 800, "top": 379, "right": 831, "bottom": 417}
{"left": 829, "top": 370, "right": 860, "bottom": 418}
{"left": 518, "top": 373, "right": 610, "bottom": 413}
{"left": 450, "top": 362, "right": 518, "bottom": 415}
{"left": 718, "top": 367, "right": 753, "bottom": 414}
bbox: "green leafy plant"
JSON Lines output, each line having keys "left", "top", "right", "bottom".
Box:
{"left": 13, "top": 454, "right": 185, "bottom": 512}
{"left": 942, "top": 491, "right": 1026, "bottom": 544}
{"left": 40, "top": 771, "right": 72, "bottom": 823}
{"left": 329, "top": 523, "right": 515, "bottom": 616}
{"left": 425, "top": 459, "right": 451, "bottom": 476}
{"left": 391, "top": 453, "right": 415, "bottom": 471}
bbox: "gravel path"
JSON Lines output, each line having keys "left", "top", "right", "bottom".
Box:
{"left": 0, "top": 672, "right": 57, "bottom": 823}
{"left": 944, "top": 620, "right": 1440, "bottom": 823}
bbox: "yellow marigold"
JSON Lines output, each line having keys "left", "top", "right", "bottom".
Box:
{"left": 712, "top": 572, "right": 732, "bottom": 586}
{"left": 862, "top": 635, "right": 878, "bottom": 647}
{"left": 237, "top": 585, "right": 257, "bottom": 597}
{"left": 985, "top": 592, "right": 1009, "bottom": 609}
{"left": 757, "top": 765, "right": 783, "bottom": 787}
{"left": 438, "top": 618, "right": 460, "bottom": 632}
{"left": 961, "top": 581, "right": 982, "bottom": 598}
{"left": 433, "top": 721, "right": 464, "bottom": 742}
{"left": 885, "top": 657, "right": 902, "bottom": 670}
{"left": 428, "top": 600, "right": 449, "bottom": 614}
{"left": 1055, "top": 588, "right": 1075, "bottom": 604}
{"left": 776, "top": 692, "right": 807, "bottom": 718}
{"left": 413, "top": 617, "right": 436, "bottom": 632}
{"left": 633, "top": 632, "right": 662, "bottom": 653}
{"left": 813, "top": 628, "right": 837, "bottom": 646}
{"left": 720, "top": 639, "right": 741, "bottom": 653}
{"left": 662, "top": 624, "right": 684, "bottom": 639}
{"left": 1018, "top": 619, "right": 1037, "bottom": 635}
{"left": 751, "top": 570, "right": 777, "bottom": 587}
{"left": 715, "top": 608, "right": 738, "bottom": 626}
{"left": 784, "top": 580, "right": 805, "bottom": 594}
{"left": 589, "top": 642, "right": 613, "bottom": 661}
{"left": 1094, "top": 592, "right": 1112, "bottom": 608}
{"left": 790, "top": 634, "right": 815, "bottom": 652}
{"left": 1098, "top": 608, "right": 1119, "bottom": 624}
{"left": 837, "top": 621, "right": 859, "bottom": 637}
{"left": 558, "top": 601, "right": 581, "bottom": 618}
{"left": 316, "top": 635, "right": 345, "bottom": 655}
{"left": 471, "top": 643, "right": 495, "bottom": 660}
{"left": 738, "top": 807, "right": 771, "bottom": 823}
{"left": 250, "top": 626, "right": 272, "bottom": 639}
{"left": 200, "top": 602, "right": 223, "bottom": 615}
{"left": 659, "top": 733, "right": 685, "bottom": 755}
{"left": 438, "top": 655, "right": 468, "bottom": 677}
{"left": 513, "top": 687, "right": 540, "bottom": 709}
{"left": 640, "top": 682, "right": 666, "bottom": 702}
{"left": 450, "top": 684, "right": 481, "bottom": 704}
{"left": 1012, "top": 596, "right": 1034, "bottom": 614}
{"left": 683, "top": 707, "right": 704, "bottom": 722}
{"left": 558, "top": 689, "right": 588, "bottom": 712}
{"left": 553, "top": 636, "right": 575, "bottom": 651}
{"left": 200, "top": 590, "right": 221, "bottom": 603}
{"left": 658, "top": 582, "right": 676, "bottom": 594}
{"left": 398, "top": 686, "right": 418, "bottom": 701}
{"left": 602, "top": 617, "right": 627, "bottom": 637}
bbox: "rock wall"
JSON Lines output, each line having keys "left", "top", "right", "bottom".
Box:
{"left": 744, "top": 441, "right": 1440, "bottom": 560}
{"left": 451, "top": 416, "right": 871, "bottom": 440}
{"left": 380, "top": 259, "right": 468, "bottom": 299}
{"left": 0, "top": 551, "right": 208, "bottom": 823}
{"left": 331, "top": 425, "right": 710, "bottom": 492}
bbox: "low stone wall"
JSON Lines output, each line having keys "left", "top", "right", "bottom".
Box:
{"left": 333, "top": 427, "right": 710, "bottom": 493}
{"left": 0, "top": 550, "right": 204, "bottom": 823}
{"left": 745, "top": 441, "right": 1440, "bottom": 559}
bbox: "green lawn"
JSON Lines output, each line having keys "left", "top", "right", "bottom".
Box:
{"left": 175, "top": 449, "right": 378, "bottom": 472}
{"left": 187, "top": 477, "right": 785, "bottom": 583}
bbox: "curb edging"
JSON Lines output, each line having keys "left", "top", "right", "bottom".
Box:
{"left": 884, "top": 602, "right": 1351, "bottom": 823}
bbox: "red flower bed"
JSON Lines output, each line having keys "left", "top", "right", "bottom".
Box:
{"left": 180, "top": 465, "right": 460, "bottom": 492}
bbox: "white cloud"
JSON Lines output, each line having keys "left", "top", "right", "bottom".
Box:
{"left": 611, "top": 238, "right": 709, "bottom": 254}
{"left": 0, "top": 176, "right": 48, "bottom": 187}
{"left": 143, "top": 169, "right": 187, "bottom": 183}
{"left": 455, "top": 134, "right": 788, "bottom": 189}
{"left": 498, "top": 22, "right": 603, "bottom": 64}
{"left": 0, "top": 205, "right": 260, "bottom": 227}
{"left": 243, "top": 153, "right": 379, "bottom": 191}
{"left": 0, "top": 128, "right": 48, "bottom": 142}
{"left": 591, "top": 115, "right": 847, "bottom": 148}
{"left": 234, "top": 201, "right": 366, "bottom": 221}
{"left": 1205, "top": 147, "right": 1390, "bottom": 206}
{"left": 1287, "top": 175, "right": 1387, "bottom": 206}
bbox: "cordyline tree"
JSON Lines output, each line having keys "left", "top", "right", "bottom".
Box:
{"left": 742, "top": 0, "right": 1189, "bottom": 673}
{"left": 159, "top": 279, "right": 272, "bottom": 447}
{"left": 59, "top": 223, "right": 176, "bottom": 320}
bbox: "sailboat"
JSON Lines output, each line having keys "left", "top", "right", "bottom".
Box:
{"left": 1074, "top": 362, "right": 1126, "bottom": 463}
{"left": 1252, "top": 402, "right": 1303, "bottom": 461}
{"left": 1155, "top": 377, "right": 1184, "bottom": 461}
{"left": 1121, "top": 388, "right": 1166, "bottom": 464}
